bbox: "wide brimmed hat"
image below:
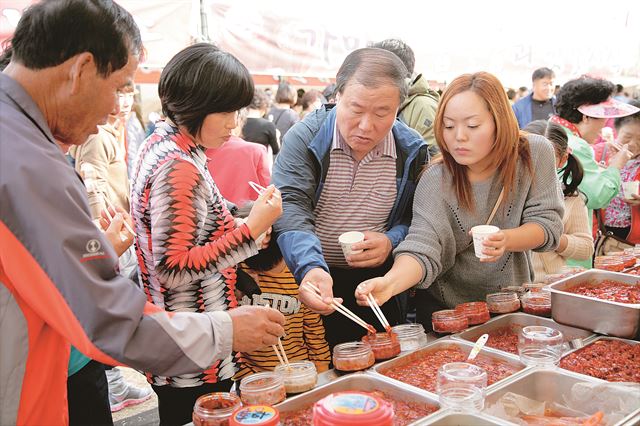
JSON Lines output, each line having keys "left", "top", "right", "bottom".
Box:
{"left": 578, "top": 98, "right": 639, "bottom": 118}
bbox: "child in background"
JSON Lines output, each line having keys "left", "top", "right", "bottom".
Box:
{"left": 233, "top": 210, "right": 331, "bottom": 380}
{"left": 594, "top": 100, "right": 640, "bottom": 242}
{"left": 525, "top": 120, "right": 593, "bottom": 281}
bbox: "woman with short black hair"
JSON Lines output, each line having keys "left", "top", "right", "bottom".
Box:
{"left": 130, "top": 43, "right": 283, "bottom": 425}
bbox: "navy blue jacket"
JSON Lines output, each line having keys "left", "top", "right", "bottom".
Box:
{"left": 271, "top": 106, "right": 428, "bottom": 282}
{"left": 512, "top": 93, "right": 556, "bottom": 129}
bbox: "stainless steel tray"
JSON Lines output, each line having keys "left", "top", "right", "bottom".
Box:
{"left": 414, "top": 410, "right": 517, "bottom": 425}
{"left": 275, "top": 373, "right": 440, "bottom": 426}
{"left": 548, "top": 270, "right": 640, "bottom": 338}
{"left": 484, "top": 368, "right": 640, "bottom": 426}
{"left": 559, "top": 336, "right": 640, "bottom": 382}
{"left": 453, "top": 312, "right": 597, "bottom": 357}
{"left": 370, "top": 338, "right": 527, "bottom": 398}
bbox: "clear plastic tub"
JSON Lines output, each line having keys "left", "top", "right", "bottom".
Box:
{"left": 192, "top": 392, "right": 242, "bottom": 426}
{"left": 520, "top": 291, "right": 552, "bottom": 317}
{"left": 274, "top": 361, "right": 317, "bottom": 394}
{"left": 239, "top": 372, "right": 286, "bottom": 406}
{"left": 432, "top": 309, "right": 469, "bottom": 334}
{"left": 332, "top": 341, "right": 375, "bottom": 373}
{"left": 455, "top": 301, "right": 491, "bottom": 325}
{"left": 437, "top": 362, "right": 487, "bottom": 412}
{"left": 486, "top": 292, "right": 520, "bottom": 314}
{"left": 361, "top": 331, "right": 401, "bottom": 361}
{"left": 391, "top": 323, "right": 428, "bottom": 351}
{"left": 517, "top": 325, "right": 563, "bottom": 368}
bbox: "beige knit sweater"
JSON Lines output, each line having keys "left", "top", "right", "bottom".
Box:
{"left": 69, "top": 123, "right": 130, "bottom": 221}
{"left": 532, "top": 195, "right": 593, "bottom": 282}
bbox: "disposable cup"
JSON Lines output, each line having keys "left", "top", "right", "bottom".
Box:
{"left": 622, "top": 181, "right": 639, "bottom": 199}
{"left": 338, "top": 231, "right": 364, "bottom": 258}
{"left": 470, "top": 225, "right": 499, "bottom": 259}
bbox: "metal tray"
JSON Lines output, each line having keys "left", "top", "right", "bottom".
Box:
{"left": 484, "top": 368, "right": 640, "bottom": 426}
{"left": 275, "top": 373, "right": 440, "bottom": 426}
{"left": 548, "top": 270, "right": 640, "bottom": 338}
{"left": 413, "top": 410, "right": 517, "bottom": 425}
{"left": 453, "top": 312, "right": 597, "bottom": 357}
{"left": 559, "top": 336, "right": 640, "bottom": 382}
{"left": 370, "top": 338, "right": 527, "bottom": 397}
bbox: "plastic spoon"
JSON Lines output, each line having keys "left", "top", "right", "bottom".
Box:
{"left": 467, "top": 333, "right": 489, "bottom": 361}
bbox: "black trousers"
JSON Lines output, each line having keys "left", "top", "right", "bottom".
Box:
{"left": 152, "top": 380, "right": 232, "bottom": 426}
{"left": 67, "top": 360, "right": 113, "bottom": 426}
{"left": 323, "top": 261, "right": 404, "bottom": 349}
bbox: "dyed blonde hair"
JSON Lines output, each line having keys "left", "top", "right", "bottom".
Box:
{"left": 434, "top": 71, "right": 532, "bottom": 211}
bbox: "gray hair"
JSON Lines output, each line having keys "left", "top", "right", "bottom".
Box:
{"left": 335, "top": 48, "right": 408, "bottom": 105}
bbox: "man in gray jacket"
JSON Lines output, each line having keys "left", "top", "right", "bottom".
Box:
{"left": 0, "top": 1, "right": 283, "bottom": 424}
{"left": 272, "top": 48, "right": 428, "bottom": 347}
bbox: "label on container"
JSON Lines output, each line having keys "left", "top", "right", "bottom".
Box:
{"left": 233, "top": 406, "right": 277, "bottom": 424}
{"left": 330, "top": 393, "right": 379, "bottom": 415}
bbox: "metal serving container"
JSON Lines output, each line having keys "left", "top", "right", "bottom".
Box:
{"left": 484, "top": 368, "right": 640, "bottom": 426}
{"left": 275, "top": 373, "right": 440, "bottom": 426}
{"left": 453, "top": 312, "right": 597, "bottom": 358}
{"left": 559, "top": 336, "right": 639, "bottom": 380}
{"left": 414, "top": 410, "right": 517, "bottom": 426}
{"left": 371, "top": 338, "right": 527, "bottom": 398}
{"left": 548, "top": 269, "right": 640, "bottom": 338}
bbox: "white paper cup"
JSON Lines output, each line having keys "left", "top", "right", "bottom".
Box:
{"left": 622, "top": 181, "right": 639, "bottom": 199}
{"left": 339, "top": 231, "right": 365, "bottom": 258}
{"left": 471, "top": 225, "right": 500, "bottom": 259}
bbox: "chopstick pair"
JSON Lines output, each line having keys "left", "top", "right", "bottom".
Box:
{"left": 305, "top": 282, "right": 375, "bottom": 333}
{"left": 248, "top": 181, "right": 275, "bottom": 206}
{"left": 101, "top": 197, "right": 135, "bottom": 242}
{"left": 264, "top": 303, "right": 290, "bottom": 367}
{"left": 366, "top": 293, "right": 391, "bottom": 331}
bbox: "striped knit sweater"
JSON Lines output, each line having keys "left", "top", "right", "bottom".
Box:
{"left": 234, "top": 263, "right": 330, "bottom": 380}
{"left": 131, "top": 121, "right": 259, "bottom": 387}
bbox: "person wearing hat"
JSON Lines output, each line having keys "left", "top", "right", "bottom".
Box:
{"left": 551, "top": 77, "right": 640, "bottom": 267}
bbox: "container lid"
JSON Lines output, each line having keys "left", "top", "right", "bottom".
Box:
{"left": 229, "top": 405, "right": 280, "bottom": 426}
{"left": 313, "top": 392, "right": 393, "bottom": 426}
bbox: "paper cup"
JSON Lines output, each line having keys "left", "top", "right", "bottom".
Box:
{"left": 471, "top": 225, "right": 500, "bottom": 259}
{"left": 622, "top": 181, "right": 639, "bottom": 199}
{"left": 339, "top": 231, "right": 365, "bottom": 258}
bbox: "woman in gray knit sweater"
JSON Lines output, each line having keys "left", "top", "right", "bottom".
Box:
{"left": 355, "top": 72, "right": 564, "bottom": 329}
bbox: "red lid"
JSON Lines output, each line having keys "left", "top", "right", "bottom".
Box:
{"left": 312, "top": 392, "right": 393, "bottom": 426}
{"left": 229, "top": 405, "right": 280, "bottom": 426}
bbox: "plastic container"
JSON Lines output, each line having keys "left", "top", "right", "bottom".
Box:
{"left": 391, "top": 323, "right": 428, "bottom": 351}
{"left": 500, "top": 285, "right": 526, "bottom": 298}
{"left": 522, "top": 282, "right": 548, "bottom": 293}
{"left": 520, "top": 291, "right": 552, "bottom": 317}
{"left": 432, "top": 310, "right": 469, "bottom": 334}
{"left": 486, "top": 292, "right": 520, "bottom": 314}
{"left": 312, "top": 391, "right": 393, "bottom": 426}
{"left": 193, "top": 392, "right": 242, "bottom": 426}
{"left": 239, "top": 372, "right": 286, "bottom": 406}
{"left": 274, "top": 361, "right": 317, "bottom": 394}
{"left": 517, "top": 326, "right": 563, "bottom": 368}
{"left": 332, "top": 342, "right": 375, "bottom": 373}
{"left": 361, "top": 331, "right": 401, "bottom": 361}
{"left": 454, "top": 302, "right": 490, "bottom": 325}
{"left": 229, "top": 405, "right": 280, "bottom": 426}
{"left": 437, "top": 362, "right": 487, "bottom": 413}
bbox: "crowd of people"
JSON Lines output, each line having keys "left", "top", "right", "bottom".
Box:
{"left": 1, "top": 1, "right": 640, "bottom": 426}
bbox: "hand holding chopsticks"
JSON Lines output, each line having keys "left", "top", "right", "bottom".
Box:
{"left": 264, "top": 303, "right": 290, "bottom": 368}
{"left": 249, "top": 181, "right": 278, "bottom": 206}
{"left": 305, "top": 282, "right": 376, "bottom": 334}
